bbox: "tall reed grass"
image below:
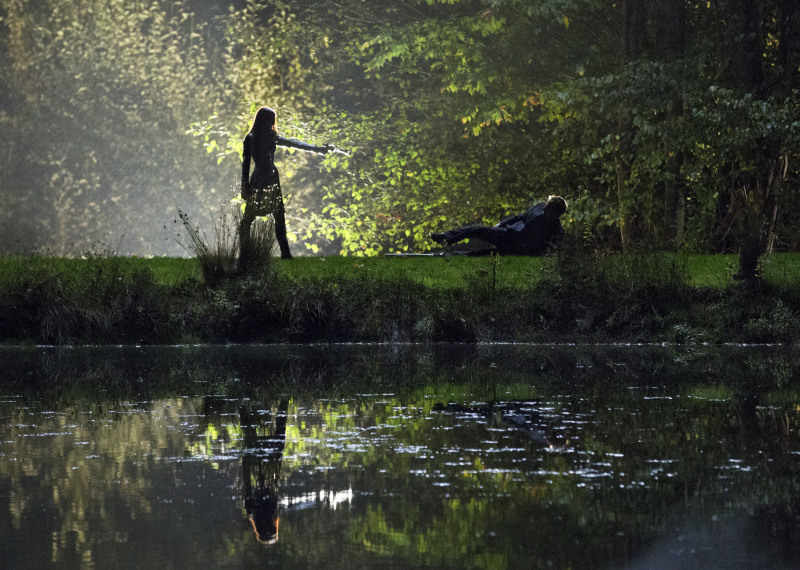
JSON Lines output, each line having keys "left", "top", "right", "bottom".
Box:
{"left": 176, "top": 205, "right": 239, "bottom": 286}
{"left": 176, "top": 204, "right": 277, "bottom": 285}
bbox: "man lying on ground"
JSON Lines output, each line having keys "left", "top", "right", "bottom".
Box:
{"left": 431, "top": 195, "right": 568, "bottom": 256}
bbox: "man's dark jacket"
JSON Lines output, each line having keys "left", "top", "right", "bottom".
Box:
{"left": 492, "top": 202, "right": 564, "bottom": 255}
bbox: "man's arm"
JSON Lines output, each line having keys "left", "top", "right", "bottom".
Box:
{"left": 523, "top": 202, "right": 546, "bottom": 225}
{"left": 496, "top": 203, "right": 545, "bottom": 229}
{"left": 495, "top": 212, "right": 525, "bottom": 229}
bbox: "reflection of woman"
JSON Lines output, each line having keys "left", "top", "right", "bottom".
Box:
{"left": 240, "top": 400, "right": 289, "bottom": 544}
{"left": 240, "top": 107, "right": 333, "bottom": 260}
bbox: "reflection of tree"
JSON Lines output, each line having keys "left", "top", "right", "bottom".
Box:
{"left": 0, "top": 397, "right": 207, "bottom": 566}
{"left": 240, "top": 400, "right": 289, "bottom": 545}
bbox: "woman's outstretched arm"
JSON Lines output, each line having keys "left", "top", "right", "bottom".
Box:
{"left": 276, "top": 135, "right": 332, "bottom": 154}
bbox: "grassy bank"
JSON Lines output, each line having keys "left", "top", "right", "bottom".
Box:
{"left": 1, "top": 250, "right": 799, "bottom": 345}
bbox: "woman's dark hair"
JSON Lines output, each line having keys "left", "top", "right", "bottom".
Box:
{"left": 250, "top": 107, "right": 276, "bottom": 139}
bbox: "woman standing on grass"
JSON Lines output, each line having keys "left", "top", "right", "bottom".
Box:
{"left": 240, "top": 106, "right": 333, "bottom": 262}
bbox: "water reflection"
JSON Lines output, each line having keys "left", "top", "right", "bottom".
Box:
{"left": 1, "top": 344, "right": 800, "bottom": 568}
{"left": 239, "top": 401, "right": 288, "bottom": 544}
{"left": 200, "top": 396, "right": 290, "bottom": 545}
{"left": 433, "top": 400, "right": 554, "bottom": 448}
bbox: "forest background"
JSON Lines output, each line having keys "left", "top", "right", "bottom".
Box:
{"left": 1, "top": 0, "right": 799, "bottom": 275}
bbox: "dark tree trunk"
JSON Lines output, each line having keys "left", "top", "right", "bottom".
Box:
{"left": 778, "top": 0, "right": 800, "bottom": 85}
{"left": 654, "top": 0, "right": 686, "bottom": 248}
{"left": 734, "top": 0, "right": 789, "bottom": 286}
{"left": 617, "top": 0, "right": 646, "bottom": 249}
{"left": 623, "top": 0, "right": 646, "bottom": 60}
{"left": 653, "top": 0, "right": 685, "bottom": 58}
{"left": 735, "top": 0, "right": 765, "bottom": 285}
{"left": 741, "top": 0, "right": 765, "bottom": 94}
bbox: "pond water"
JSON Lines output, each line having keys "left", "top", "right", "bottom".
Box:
{"left": 1, "top": 344, "right": 799, "bottom": 569}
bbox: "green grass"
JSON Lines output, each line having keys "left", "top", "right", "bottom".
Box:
{"left": 1, "top": 252, "right": 795, "bottom": 291}
{"left": 0, "top": 255, "right": 200, "bottom": 287}
{"left": 278, "top": 254, "right": 543, "bottom": 290}
{"left": 1, "top": 251, "right": 799, "bottom": 345}
{"left": 129, "top": 256, "right": 200, "bottom": 284}
{"left": 279, "top": 252, "right": 799, "bottom": 290}
{"left": 759, "top": 253, "right": 800, "bottom": 287}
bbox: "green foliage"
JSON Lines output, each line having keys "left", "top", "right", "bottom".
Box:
{"left": 3, "top": 0, "right": 800, "bottom": 263}
{"left": 287, "top": 0, "right": 800, "bottom": 258}
{"left": 1, "top": 0, "right": 236, "bottom": 255}
{"left": 309, "top": 117, "right": 495, "bottom": 255}
{"left": 296, "top": 0, "right": 600, "bottom": 254}
{"left": 744, "top": 300, "right": 800, "bottom": 343}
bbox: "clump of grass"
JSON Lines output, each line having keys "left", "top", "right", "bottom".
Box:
{"left": 241, "top": 215, "right": 277, "bottom": 279}
{"left": 176, "top": 205, "right": 241, "bottom": 286}
{"left": 176, "top": 204, "right": 278, "bottom": 284}
{"left": 743, "top": 299, "right": 800, "bottom": 343}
